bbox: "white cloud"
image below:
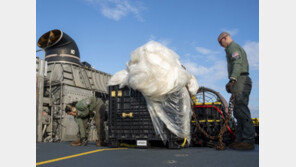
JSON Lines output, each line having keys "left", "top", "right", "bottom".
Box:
{"left": 85, "top": 0, "right": 144, "bottom": 21}
{"left": 243, "top": 41, "right": 259, "bottom": 70}
{"left": 182, "top": 60, "right": 228, "bottom": 90}
{"left": 181, "top": 45, "right": 227, "bottom": 90}
{"left": 149, "top": 35, "right": 172, "bottom": 47}
{"left": 194, "top": 46, "right": 222, "bottom": 62}
{"left": 221, "top": 28, "right": 239, "bottom": 36}
{"left": 195, "top": 46, "right": 220, "bottom": 55}
{"left": 249, "top": 105, "right": 259, "bottom": 118}
{"left": 183, "top": 62, "right": 210, "bottom": 76}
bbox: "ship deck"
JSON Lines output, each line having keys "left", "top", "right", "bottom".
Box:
{"left": 36, "top": 142, "right": 259, "bottom": 167}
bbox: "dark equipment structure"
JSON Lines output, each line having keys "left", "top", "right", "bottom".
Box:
{"left": 252, "top": 118, "right": 259, "bottom": 144}
{"left": 36, "top": 29, "right": 111, "bottom": 142}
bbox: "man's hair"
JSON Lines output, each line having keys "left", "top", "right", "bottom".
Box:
{"left": 65, "top": 101, "right": 78, "bottom": 112}
{"left": 218, "top": 32, "right": 230, "bottom": 42}
{"left": 69, "top": 101, "right": 78, "bottom": 107}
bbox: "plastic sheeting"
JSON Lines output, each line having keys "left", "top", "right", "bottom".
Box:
{"left": 108, "top": 41, "right": 199, "bottom": 143}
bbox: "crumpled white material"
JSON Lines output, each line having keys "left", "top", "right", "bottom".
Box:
{"left": 107, "top": 69, "right": 128, "bottom": 88}
{"left": 108, "top": 41, "right": 199, "bottom": 143}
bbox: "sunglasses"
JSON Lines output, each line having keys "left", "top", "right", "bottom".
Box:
{"left": 219, "top": 37, "right": 226, "bottom": 45}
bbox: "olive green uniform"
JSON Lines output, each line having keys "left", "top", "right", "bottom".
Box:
{"left": 74, "top": 97, "right": 105, "bottom": 142}
{"left": 225, "top": 41, "right": 255, "bottom": 144}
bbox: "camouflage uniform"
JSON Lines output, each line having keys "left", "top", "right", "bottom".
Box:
{"left": 225, "top": 41, "right": 255, "bottom": 144}
{"left": 74, "top": 97, "right": 105, "bottom": 142}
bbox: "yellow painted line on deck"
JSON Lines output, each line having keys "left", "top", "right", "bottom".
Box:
{"left": 36, "top": 147, "right": 127, "bottom": 166}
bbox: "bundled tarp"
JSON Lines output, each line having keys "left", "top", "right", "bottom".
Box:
{"left": 108, "top": 41, "right": 199, "bottom": 143}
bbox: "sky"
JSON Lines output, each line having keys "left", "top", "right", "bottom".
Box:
{"left": 36, "top": 0, "right": 259, "bottom": 117}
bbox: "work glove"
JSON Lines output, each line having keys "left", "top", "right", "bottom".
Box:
{"left": 225, "top": 79, "right": 236, "bottom": 93}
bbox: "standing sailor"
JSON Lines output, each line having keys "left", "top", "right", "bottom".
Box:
{"left": 218, "top": 32, "right": 255, "bottom": 150}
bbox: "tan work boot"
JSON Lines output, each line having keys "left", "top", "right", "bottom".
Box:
{"left": 228, "top": 142, "right": 241, "bottom": 149}
{"left": 70, "top": 139, "right": 82, "bottom": 146}
{"left": 97, "top": 141, "right": 102, "bottom": 147}
{"left": 232, "top": 142, "right": 255, "bottom": 150}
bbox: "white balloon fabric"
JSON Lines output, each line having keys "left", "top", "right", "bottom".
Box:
{"left": 108, "top": 41, "right": 199, "bottom": 143}
{"left": 107, "top": 69, "right": 128, "bottom": 88}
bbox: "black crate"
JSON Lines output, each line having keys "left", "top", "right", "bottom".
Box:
{"left": 108, "top": 85, "right": 185, "bottom": 149}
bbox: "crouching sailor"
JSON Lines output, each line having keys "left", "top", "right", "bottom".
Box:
{"left": 65, "top": 97, "right": 106, "bottom": 146}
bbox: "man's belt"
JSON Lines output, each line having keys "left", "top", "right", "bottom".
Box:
{"left": 240, "top": 72, "right": 249, "bottom": 76}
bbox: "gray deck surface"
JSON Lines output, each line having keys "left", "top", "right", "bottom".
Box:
{"left": 36, "top": 142, "right": 259, "bottom": 167}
